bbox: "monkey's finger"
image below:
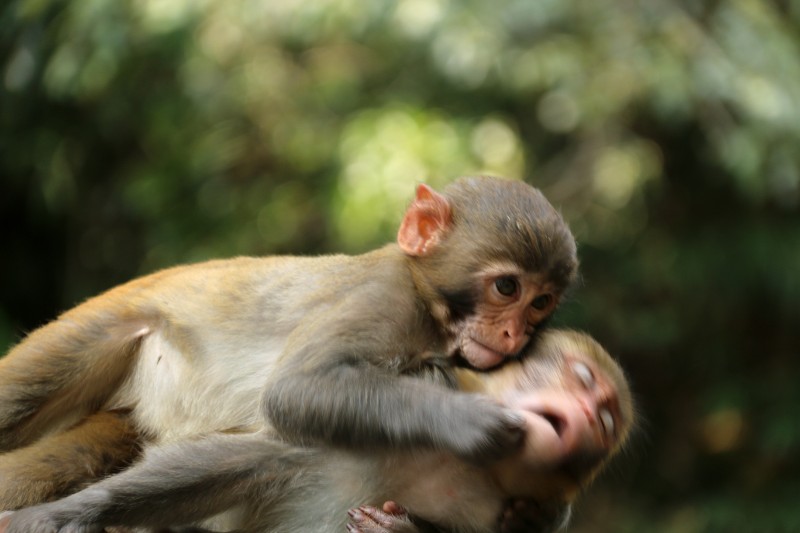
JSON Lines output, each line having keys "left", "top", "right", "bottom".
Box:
{"left": 0, "top": 512, "right": 12, "bottom": 533}
{"left": 347, "top": 507, "right": 381, "bottom": 530}
{"left": 347, "top": 505, "right": 414, "bottom": 533}
{"left": 494, "top": 409, "right": 527, "bottom": 450}
{"left": 381, "top": 501, "right": 407, "bottom": 515}
{"left": 356, "top": 506, "right": 397, "bottom": 527}
{"left": 503, "top": 409, "right": 527, "bottom": 432}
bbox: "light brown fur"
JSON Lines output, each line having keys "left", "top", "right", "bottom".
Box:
{"left": 0, "top": 411, "right": 140, "bottom": 509}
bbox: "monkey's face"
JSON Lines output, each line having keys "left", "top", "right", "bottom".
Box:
{"left": 453, "top": 264, "right": 559, "bottom": 370}
{"left": 488, "top": 348, "right": 630, "bottom": 501}
{"left": 397, "top": 179, "right": 574, "bottom": 371}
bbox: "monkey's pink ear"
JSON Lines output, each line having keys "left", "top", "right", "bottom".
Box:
{"left": 397, "top": 184, "right": 452, "bottom": 257}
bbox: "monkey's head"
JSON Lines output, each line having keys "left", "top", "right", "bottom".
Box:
{"left": 397, "top": 177, "right": 578, "bottom": 370}
{"left": 462, "top": 329, "right": 634, "bottom": 503}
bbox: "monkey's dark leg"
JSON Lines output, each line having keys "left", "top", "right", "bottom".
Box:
{"left": 0, "top": 316, "right": 146, "bottom": 452}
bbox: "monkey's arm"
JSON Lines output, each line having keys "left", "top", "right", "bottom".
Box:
{"left": 265, "top": 355, "right": 524, "bottom": 462}
{"left": 263, "top": 312, "right": 525, "bottom": 463}
{"left": 4, "top": 433, "right": 305, "bottom": 533}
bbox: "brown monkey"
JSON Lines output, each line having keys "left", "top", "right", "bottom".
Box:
{"left": 2, "top": 330, "right": 633, "bottom": 533}
{"left": 0, "top": 177, "right": 577, "bottom": 511}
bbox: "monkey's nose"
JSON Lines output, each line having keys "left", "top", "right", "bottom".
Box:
{"left": 501, "top": 329, "right": 528, "bottom": 354}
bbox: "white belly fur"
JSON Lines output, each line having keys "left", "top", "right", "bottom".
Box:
{"left": 108, "top": 329, "right": 284, "bottom": 443}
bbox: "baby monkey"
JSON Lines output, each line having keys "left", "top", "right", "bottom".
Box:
{"left": 0, "top": 176, "right": 578, "bottom": 523}
{"left": 3, "top": 330, "right": 634, "bottom": 533}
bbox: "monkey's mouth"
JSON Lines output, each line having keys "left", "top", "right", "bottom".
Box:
{"left": 523, "top": 405, "right": 572, "bottom": 452}
{"left": 461, "top": 338, "right": 507, "bottom": 369}
{"left": 540, "top": 412, "right": 567, "bottom": 439}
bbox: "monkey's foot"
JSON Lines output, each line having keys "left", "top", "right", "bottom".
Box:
{"left": 346, "top": 504, "right": 416, "bottom": 533}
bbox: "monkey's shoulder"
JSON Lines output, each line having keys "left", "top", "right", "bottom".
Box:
{"left": 53, "top": 247, "right": 429, "bottom": 349}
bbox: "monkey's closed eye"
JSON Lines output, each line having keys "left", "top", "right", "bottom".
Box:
{"left": 531, "top": 294, "right": 552, "bottom": 310}
{"left": 599, "top": 407, "right": 615, "bottom": 439}
{"left": 573, "top": 362, "right": 595, "bottom": 390}
{"left": 494, "top": 277, "right": 518, "bottom": 297}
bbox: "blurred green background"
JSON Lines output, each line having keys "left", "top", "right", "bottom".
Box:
{"left": 2, "top": 0, "right": 799, "bottom": 531}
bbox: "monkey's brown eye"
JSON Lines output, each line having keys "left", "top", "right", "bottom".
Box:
{"left": 494, "top": 277, "right": 518, "bottom": 297}
{"left": 599, "top": 407, "right": 615, "bottom": 438}
{"left": 531, "top": 294, "right": 552, "bottom": 310}
{"left": 573, "top": 362, "right": 595, "bottom": 389}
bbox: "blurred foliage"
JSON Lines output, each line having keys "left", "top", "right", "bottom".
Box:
{"left": 2, "top": 0, "right": 800, "bottom": 530}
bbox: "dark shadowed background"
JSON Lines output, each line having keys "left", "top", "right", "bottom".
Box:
{"left": 2, "top": 1, "right": 799, "bottom": 531}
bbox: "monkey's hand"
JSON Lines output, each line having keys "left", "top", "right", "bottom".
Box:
{"left": 442, "top": 394, "right": 526, "bottom": 463}
{"left": 498, "top": 499, "right": 571, "bottom": 533}
{"left": 4, "top": 501, "right": 96, "bottom": 533}
{"left": 347, "top": 502, "right": 435, "bottom": 533}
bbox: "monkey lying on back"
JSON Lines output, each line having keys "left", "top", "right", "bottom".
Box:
{"left": 0, "top": 176, "right": 578, "bottom": 525}
{"left": 3, "top": 330, "right": 634, "bottom": 533}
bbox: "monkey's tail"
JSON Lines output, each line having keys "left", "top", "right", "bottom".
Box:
{"left": 0, "top": 309, "right": 149, "bottom": 452}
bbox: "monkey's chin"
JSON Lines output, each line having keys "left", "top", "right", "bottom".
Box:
{"left": 461, "top": 339, "right": 506, "bottom": 369}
